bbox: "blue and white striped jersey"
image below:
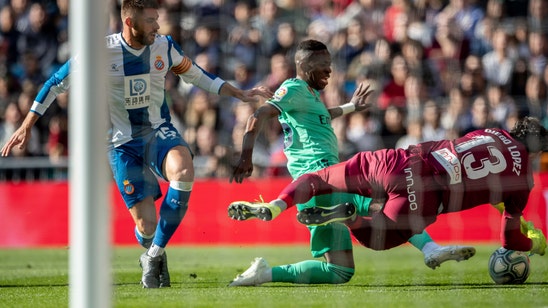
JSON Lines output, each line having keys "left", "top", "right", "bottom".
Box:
{"left": 30, "top": 33, "right": 225, "bottom": 147}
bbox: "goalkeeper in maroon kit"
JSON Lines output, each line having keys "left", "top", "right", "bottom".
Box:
{"left": 230, "top": 117, "right": 547, "bottom": 255}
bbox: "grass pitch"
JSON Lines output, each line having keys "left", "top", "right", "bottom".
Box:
{"left": 0, "top": 244, "right": 547, "bottom": 307}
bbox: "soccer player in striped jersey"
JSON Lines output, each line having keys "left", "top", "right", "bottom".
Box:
{"left": 227, "top": 40, "right": 475, "bottom": 287}
{"left": 1, "top": 0, "right": 272, "bottom": 288}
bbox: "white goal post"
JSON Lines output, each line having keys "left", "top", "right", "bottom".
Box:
{"left": 69, "top": 1, "right": 110, "bottom": 307}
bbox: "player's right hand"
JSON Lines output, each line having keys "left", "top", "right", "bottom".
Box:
{"left": 528, "top": 228, "right": 547, "bottom": 256}
{"left": 230, "top": 158, "right": 254, "bottom": 184}
{"left": 0, "top": 126, "right": 31, "bottom": 157}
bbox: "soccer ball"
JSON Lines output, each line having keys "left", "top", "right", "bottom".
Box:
{"left": 488, "top": 247, "right": 530, "bottom": 284}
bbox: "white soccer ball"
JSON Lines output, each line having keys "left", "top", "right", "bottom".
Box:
{"left": 488, "top": 247, "right": 530, "bottom": 284}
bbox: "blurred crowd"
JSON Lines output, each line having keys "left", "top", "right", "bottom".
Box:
{"left": 1, "top": 0, "right": 548, "bottom": 178}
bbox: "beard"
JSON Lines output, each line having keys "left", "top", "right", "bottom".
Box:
{"left": 132, "top": 24, "right": 155, "bottom": 46}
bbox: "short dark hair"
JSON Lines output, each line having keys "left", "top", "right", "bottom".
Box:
{"left": 121, "top": 0, "right": 159, "bottom": 18}
{"left": 295, "top": 39, "right": 328, "bottom": 64}
{"left": 509, "top": 117, "right": 548, "bottom": 152}
{"left": 297, "top": 40, "right": 328, "bottom": 53}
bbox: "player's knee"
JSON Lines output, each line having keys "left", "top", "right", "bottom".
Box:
{"left": 165, "top": 148, "right": 194, "bottom": 181}
{"left": 136, "top": 220, "right": 156, "bottom": 237}
{"left": 327, "top": 263, "right": 355, "bottom": 284}
{"left": 168, "top": 166, "right": 194, "bottom": 182}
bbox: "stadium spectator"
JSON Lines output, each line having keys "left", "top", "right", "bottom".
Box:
{"left": 331, "top": 17, "right": 368, "bottom": 70}
{"left": 403, "top": 74, "right": 427, "bottom": 120}
{"left": 461, "top": 94, "right": 498, "bottom": 135}
{"left": 395, "top": 117, "right": 423, "bottom": 149}
{"left": 401, "top": 38, "right": 439, "bottom": 97}
{"left": 331, "top": 116, "right": 359, "bottom": 161}
{"left": 252, "top": 0, "right": 282, "bottom": 76}
{"left": 0, "top": 5, "right": 19, "bottom": 66}
{"left": 52, "top": 0, "right": 70, "bottom": 68}
{"left": 470, "top": 14, "right": 497, "bottom": 57}
{"left": 225, "top": 1, "right": 259, "bottom": 73}
{"left": 183, "top": 23, "right": 222, "bottom": 75}
{"left": 461, "top": 54, "right": 486, "bottom": 98}
{"left": 526, "top": 29, "right": 547, "bottom": 77}
{"left": 228, "top": 39, "right": 474, "bottom": 287}
{"left": 271, "top": 22, "right": 299, "bottom": 62}
{"left": 486, "top": 83, "right": 517, "bottom": 130}
{"left": 440, "top": 87, "right": 471, "bottom": 133}
{"left": 346, "top": 110, "right": 384, "bottom": 151}
{"left": 380, "top": 105, "right": 407, "bottom": 149}
{"left": 342, "top": 0, "right": 386, "bottom": 44}
{"left": 15, "top": 2, "right": 58, "bottom": 77}
{"left": 0, "top": 73, "right": 20, "bottom": 114}
{"left": 0, "top": 0, "right": 272, "bottom": 289}
{"left": 257, "top": 52, "right": 293, "bottom": 92}
{"left": 10, "top": 0, "right": 31, "bottom": 32}
{"left": 523, "top": 73, "right": 547, "bottom": 121}
{"left": 183, "top": 89, "right": 218, "bottom": 140}
{"left": 192, "top": 124, "right": 222, "bottom": 178}
{"left": 383, "top": 0, "right": 414, "bottom": 45}
{"left": 377, "top": 54, "right": 408, "bottom": 110}
{"left": 46, "top": 112, "right": 67, "bottom": 161}
{"left": 431, "top": 10, "right": 465, "bottom": 60}
{"left": 527, "top": 0, "right": 548, "bottom": 33}
{"left": 421, "top": 99, "right": 446, "bottom": 141}
{"left": 12, "top": 51, "right": 45, "bottom": 86}
{"left": 444, "top": 0, "right": 484, "bottom": 47}
{"left": 481, "top": 26, "right": 517, "bottom": 91}
{"left": 485, "top": 0, "right": 506, "bottom": 21}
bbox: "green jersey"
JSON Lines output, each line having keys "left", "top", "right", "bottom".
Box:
{"left": 266, "top": 78, "right": 339, "bottom": 178}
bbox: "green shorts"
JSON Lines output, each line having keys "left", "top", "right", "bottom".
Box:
{"left": 297, "top": 192, "right": 371, "bottom": 258}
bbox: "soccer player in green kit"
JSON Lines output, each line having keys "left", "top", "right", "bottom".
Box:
{"left": 227, "top": 39, "right": 475, "bottom": 286}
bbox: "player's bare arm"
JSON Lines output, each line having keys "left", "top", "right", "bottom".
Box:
{"left": 220, "top": 82, "right": 273, "bottom": 104}
{"left": 230, "top": 104, "right": 280, "bottom": 184}
{"left": 1, "top": 112, "right": 40, "bottom": 157}
{"left": 328, "top": 82, "right": 374, "bottom": 119}
{"left": 174, "top": 55, "right": 273, "bottom": 103}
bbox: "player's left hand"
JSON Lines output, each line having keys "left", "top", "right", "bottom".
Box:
{"left": 350, "top": 82, "right": 374, "bottom": 112}
{"left": 240, "top": 86, "right": 273, "bottom": 103}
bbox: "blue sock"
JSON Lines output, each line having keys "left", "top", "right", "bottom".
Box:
{"left": 153, "top": 181, "right": 191, "bottom": 247}
{"left": 134, "top": 226, "right": 154, "bottom": 249}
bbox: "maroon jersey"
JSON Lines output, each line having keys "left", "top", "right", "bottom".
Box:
{"left": 280, "top": 128, "right": 534, "bottom": 251}
{"left": 415, "top": 128, "right": 533, "bottom": 215}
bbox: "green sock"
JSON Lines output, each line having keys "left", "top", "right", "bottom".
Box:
{"left": 408, "top": 230, "right": 433, "bottom": 250}
{"left": 271, "top": 260, "right": 354, "bottom": 284}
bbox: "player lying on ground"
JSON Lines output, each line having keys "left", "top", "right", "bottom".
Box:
{"left": 228, "top": 117, "right": 547, "bottom": 285}
{"left": 227, "top": 39, "right": 475, "bottom": 287}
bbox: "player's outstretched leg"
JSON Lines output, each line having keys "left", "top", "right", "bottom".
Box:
{"left": 139, "top": 252, "right": 163, "bottom": 288}
{"left": 229, "top": 257, "right": 271, "bottom": 286}
{"left": 423, "top": 245, "right": 476, "bottom": 269}
{"left": 296, "top": 203, "right": 357, "bottom": 226}
{"left": 228, "top": 201, "right": 282, "bottom": 221}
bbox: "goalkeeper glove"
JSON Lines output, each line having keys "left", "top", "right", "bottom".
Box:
{"left": 528, "top": 228, "right": 547, "bottom": 256}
